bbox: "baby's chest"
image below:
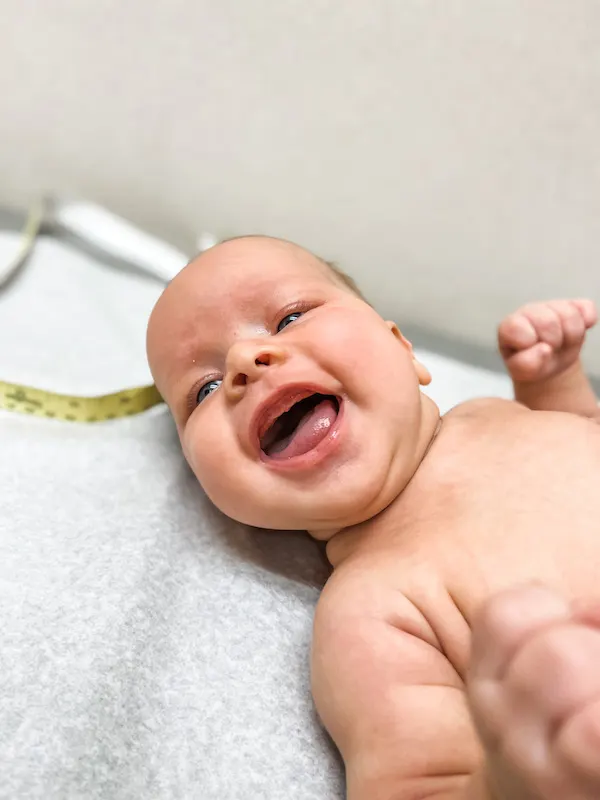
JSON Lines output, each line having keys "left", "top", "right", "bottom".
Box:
{"left": 403, "top": 432, "right": 600, "bottom": 618}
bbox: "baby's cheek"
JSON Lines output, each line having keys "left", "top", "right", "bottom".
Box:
{"left": 316, "top": 313, "right": 406, "bottom": 382}
{"left": 316, "top": 314, "right": 377, "bottom": 360}
{"left": 182, "top": 412, "right": 263, "bottom": 522}
{"left": 183, "top": 414, "right": 233, "bottom": 489}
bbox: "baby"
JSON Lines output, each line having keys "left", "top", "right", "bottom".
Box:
{"left": 147, "top": 235, "right": 600, "bottom": 800}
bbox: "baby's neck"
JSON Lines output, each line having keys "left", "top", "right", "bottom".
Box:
{"left": 325, "top": 399, "right": 442, "bottom": 570}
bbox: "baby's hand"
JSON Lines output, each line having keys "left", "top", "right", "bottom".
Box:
{"left": 468, "top": 585, "right": 600, "bottom": 800}
{"left": 498, "top": 300, "right": 597, "bottom": 383}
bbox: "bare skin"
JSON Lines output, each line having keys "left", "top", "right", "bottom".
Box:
{"left": 147, "top": 238, "right": 600, "bottom": 800}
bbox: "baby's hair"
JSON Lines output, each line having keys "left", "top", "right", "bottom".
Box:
{"left": 214, "top": 234, "right": 368, "bottom": 303}
{"left": 323, "top": 260, "right": 368, "bottom": 302}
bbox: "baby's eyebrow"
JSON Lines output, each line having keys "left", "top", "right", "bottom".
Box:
{"left": 171, "top": 318, "right": 216, "bottom": 365}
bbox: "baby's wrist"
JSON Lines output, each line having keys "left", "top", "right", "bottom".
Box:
{"left": 513, "top": 358, "right": 584, "bottom": 392}
{"left": 513, "top": 358, "right": 598, "bottom": 416}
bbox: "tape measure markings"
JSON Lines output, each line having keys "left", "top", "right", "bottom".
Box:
{"left": 1, "top": 198, "right": 168, "bottom": 424}
{"left": 0, "top": 381, "right": 164, "bottom": 423}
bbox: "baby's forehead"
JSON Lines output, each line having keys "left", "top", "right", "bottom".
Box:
{"left": 171, "top": 241, "right": 334, "bottom": 307}
{"left": 193, "top": 238, "right": 329, "bottom": 282}
{"left": 147, "top": 239, "right": 335, "bottom": 369}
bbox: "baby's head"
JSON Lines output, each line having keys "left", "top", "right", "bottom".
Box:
{"left": 147, "top": 236, "right": 436, "bottom": 539}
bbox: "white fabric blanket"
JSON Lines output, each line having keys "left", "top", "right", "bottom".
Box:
{"left": 0, "top": 227, "right": 510, "bottom": 799}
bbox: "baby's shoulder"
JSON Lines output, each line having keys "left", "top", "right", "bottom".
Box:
{"left": 444, "top": 396, "right": 522, "bottom": 420}
{"left": 441, "top": 396, "right": 526, "bottom": 431}
{"left": 314, "top": 558, "right": 447, "bottom": 648}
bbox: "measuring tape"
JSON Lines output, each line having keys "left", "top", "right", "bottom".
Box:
{"left": 0, "top": 380, "right": 163, "bottom": 423}
{"left": 0, "top": 199, "right": 171, "bottom": 423}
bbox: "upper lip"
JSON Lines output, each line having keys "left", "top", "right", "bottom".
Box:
{"left": 251, "top": 383, "right": 335, "bottom": 452}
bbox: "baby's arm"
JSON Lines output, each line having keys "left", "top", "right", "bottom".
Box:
{"left": 498, "top": 300, "right": 599, "bottom": 418}
{"left": 312, "top": 579, "right": 488, "bottom": 800}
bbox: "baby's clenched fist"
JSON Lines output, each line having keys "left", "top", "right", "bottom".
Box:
{"left": 498, "top": 300, "right": 597, "bottom": 384}
{"left": 468, "top": 585, "right": 600, "bottom": 800}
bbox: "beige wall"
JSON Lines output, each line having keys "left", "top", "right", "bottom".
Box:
{"left": 2, "top": 1, "right": 600, "bottom": 368}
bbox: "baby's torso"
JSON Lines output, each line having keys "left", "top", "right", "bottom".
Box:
{"left": 326, "top": 399, "right": 600, "bottom": 676}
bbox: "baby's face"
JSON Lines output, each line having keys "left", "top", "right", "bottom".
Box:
{"left": 147, "top": 238, "right": 431, "bottom": 538}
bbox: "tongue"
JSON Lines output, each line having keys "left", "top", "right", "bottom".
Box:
{"left": 268, "top": 398, "right": 338, "bottom": 459}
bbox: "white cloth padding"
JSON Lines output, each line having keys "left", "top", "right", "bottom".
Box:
{"left": 0, "top": 235, "right": 342, "bottom": 800}
{"left": 0, "top": 229, "right": 511, "bottom": 799}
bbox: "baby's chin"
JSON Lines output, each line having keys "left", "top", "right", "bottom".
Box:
{"left": 205, "top": 439, "right": 412, "bottom": 535}
{"left": 238, "top": 472, "right": 402, "bottom": 539}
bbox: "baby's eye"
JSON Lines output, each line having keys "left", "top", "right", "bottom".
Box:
{"left": 196, "top": 379, "right": 222, "bottom": 405}
{"left": 277, "top": 312, "right": 303, "bottom": 332}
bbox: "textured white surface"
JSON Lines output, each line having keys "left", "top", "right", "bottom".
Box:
{"left": 0, "top": 219, "right": 528, "bottom": 800}
{"left": 0, "top": 232, "right": 342, "bottom": 800}
{"left": 1, "top": 1, "right": 599, "bottom": 367}
{"left": 0, "top": 234, "right": 160, "bottom": 393}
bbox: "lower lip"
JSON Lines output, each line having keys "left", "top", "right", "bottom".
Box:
{"left": 259, "top": 396, "right": 345, "bottom": 473}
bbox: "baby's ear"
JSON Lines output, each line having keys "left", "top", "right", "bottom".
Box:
{"left": 386, "top": 321, "right": 432, "bottom": 386}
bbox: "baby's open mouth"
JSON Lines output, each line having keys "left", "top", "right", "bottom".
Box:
{"left": 259, "top": 393, "right": 340, "bottom": 460}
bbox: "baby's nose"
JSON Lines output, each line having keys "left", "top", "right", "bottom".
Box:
{"left": 224, "top": 340, "right": 287, "bottom": 398}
